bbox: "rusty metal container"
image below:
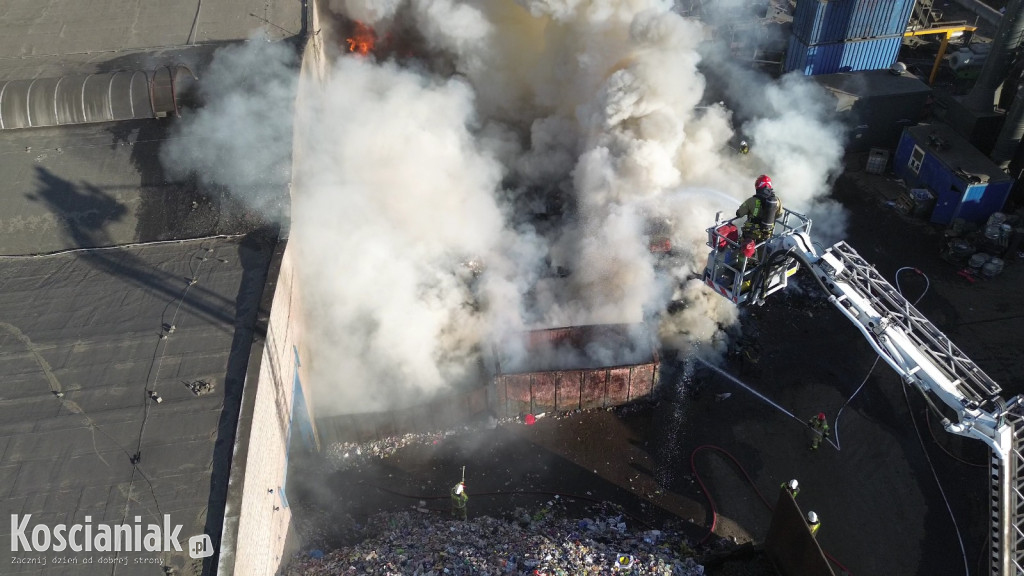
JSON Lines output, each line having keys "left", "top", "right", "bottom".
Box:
{"left": 489, "top": 323, "right": 661, "bottom": 418}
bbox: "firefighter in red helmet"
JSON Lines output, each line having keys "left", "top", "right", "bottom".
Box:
{"left": 808, "top": 412, "right": 831, "bottom": 450}
{"left": 734, "top": 175, "right": 783, "bottom": 268}
{"left": 736, "top": 175, "right": 783, "bottom": 241}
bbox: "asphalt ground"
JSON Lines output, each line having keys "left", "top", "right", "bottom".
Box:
{"left": 289, "top": 154, "right": 1024, "bottom": 576}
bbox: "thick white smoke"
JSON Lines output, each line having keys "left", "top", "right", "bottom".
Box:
{"left": 164, "top": 0, "right": 849, "bottom": 413}
{"left": 292, "top": 58, "right": 525, "bottom": 410}
{"left": 161, "top": 37, "right": 299, "bottom": 220}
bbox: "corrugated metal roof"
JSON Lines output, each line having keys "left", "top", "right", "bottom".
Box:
{"left": 0, "top": 67, "right": 193, "bottom": 130}
{"left": 785, "top": 36, "right": 903, "bottom": 75}
{"left": 792, "top": 0, "right": 915, "bottom": 45}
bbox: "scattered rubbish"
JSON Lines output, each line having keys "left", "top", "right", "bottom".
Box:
{"left": 615, "top": 553, "right": 635, "bottom": 569}
{"left": 184, "top": 379, "right": 215, "bottom": 396}
{"left": 285, "top": 509, "right": 706, "bottom": 576}
{"left": 323, "top": 403, "right": 658, "bottom": 473}
{"left": 714, "top": 393, "right": 732, "bottom": 402}
{"left": 957, "top": 268, "right": 978, "bottom": 283}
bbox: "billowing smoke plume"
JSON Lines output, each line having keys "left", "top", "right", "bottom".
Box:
{"left": 161, "top": 37, "right": 299, "bottom": 221}
{"left": 293, "top": 58, "right": 522, "bottom": 410}
{"left": 163, "top": 0, "right": 848, "bottom": 413}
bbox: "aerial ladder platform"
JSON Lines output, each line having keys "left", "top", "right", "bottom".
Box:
{"left": 702, "top": 209, "right": 1024, "bottom": 575}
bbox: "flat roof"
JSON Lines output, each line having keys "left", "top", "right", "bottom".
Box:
{"left": 0, "top": 0, "right": 302, "bottom": 80}
{"left": 0, "top": 118, "right": 284, "bottom": 256}
{"left": 0, "top": 2, "right": 295, "bottom": 574}
{"left": 814, "top": 69, "right": 933, "bottom": 99}
{"left": 906, "top": 122, "right": 1012, "bottom": 182}
{"left": 0, "top": 236, "right": 271, "bottom": 575}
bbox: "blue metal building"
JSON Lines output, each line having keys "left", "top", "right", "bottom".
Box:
{"left": 785, "top": 0, "right": 915, "bottom": 75}
{"left": 893, "top": 123, "right": 1012, "bottom": 225}
{"left": 785, "top": 35, "right": 903, "bottom": 75}
{"left": 791, "top": 0, "right": 917, "bottom": 45}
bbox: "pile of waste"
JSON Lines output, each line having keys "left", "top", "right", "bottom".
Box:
{"left": 287, "top": 508, "right": 706, "bottom": 575}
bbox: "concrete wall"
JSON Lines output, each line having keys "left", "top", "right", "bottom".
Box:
{"left": 223, "top": 241, "right": 313, "bottom": 575}
{"left": 218, "top": 4, "right": 324, "bottom": 574}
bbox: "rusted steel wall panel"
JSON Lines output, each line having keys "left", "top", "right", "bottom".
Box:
{"left": 432, "top": 397, "right": 465, "bottom": 431}
{"left": 526, "top": 326, "right": 574, "bottom": 348}
{"left": 390, "top": 405, "right": 421, "bottom": 436}
{"left": 607, "top": 368, "right": 630, "bottom": 405}
{"left": 531, "top": 372, "right": 557, "bottom": 414}
{"left": 375, "top": 412, "right": 399, "bottom": 439}
{"left": 629, "top": 364, "right": 655, "bottom": 400}
{"left": 555, "top": 371, "right": 582, "bottom": 412}
{"left": 409, "top": 404, "right": 436, "bottom": 435}
{"left": 581, "top": 370, "right": 608, "bottom": 409}
{"left": 467, "top": 386, "right": 488, "bottom": 416}
{"left": 342, "top": 413, "right": 379, "bottom": 444}
{"left": 491, "top": 376, "right": 507, "bottom": 417}
{"left": 504, "top": 374, "right": 532, "bottom": 418}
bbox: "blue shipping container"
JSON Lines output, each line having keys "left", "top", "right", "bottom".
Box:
{"left": 784, "top": 35, "right": 902, "bottom": 75}
{"left": 792, "top": 0, "right": 916, "bottom": 45}
{"left": 893, "top": 125, "right": 1012, "bottom": 225}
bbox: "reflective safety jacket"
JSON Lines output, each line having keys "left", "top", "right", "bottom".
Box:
{"left": 736, "top": 192, "right": 782, "bottom": 227}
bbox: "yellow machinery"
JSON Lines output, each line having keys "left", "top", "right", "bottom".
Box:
{"left": 904, "top": 24, "right": 978, "bottom": 85}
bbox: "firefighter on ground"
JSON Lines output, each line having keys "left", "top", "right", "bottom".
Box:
{"left": 451, "top": 480, "right": 468, "bottom": 520}
{"left": 808, "top": 412, "right": 831, "bottom": 450}
{"left": 807, "top": 511, "right": 821, "bottom": 537}
{"left": 782, "top": 478, "right": 799, "bottom": 498}
{"left": 736, "top": 174, "right": 783, "bottom": 244}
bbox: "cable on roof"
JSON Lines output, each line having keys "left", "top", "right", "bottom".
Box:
{"left": 0, "top": 234, "right": 244, "bottom": 259}
{"left": 112, "top": 242, "right": 221, "bottom": 576}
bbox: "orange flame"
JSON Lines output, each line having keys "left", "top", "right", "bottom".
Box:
{"left": 346, "top": 22, "right": 376, "bottom": 55}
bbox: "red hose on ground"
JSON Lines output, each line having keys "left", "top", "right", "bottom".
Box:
{"left": 691, "top": 444, "right": 853, "bottom": 575}
{"left": 691, "top": 445, "right": 773, "bottom": 545}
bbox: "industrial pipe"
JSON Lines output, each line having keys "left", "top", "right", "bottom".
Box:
{"left": 965, "top": 0, "right": 1024, "bottom": 111}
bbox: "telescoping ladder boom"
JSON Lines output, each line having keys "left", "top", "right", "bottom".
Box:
{"left": 702, "top": 210, "right": 1024, "bottom": 575}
